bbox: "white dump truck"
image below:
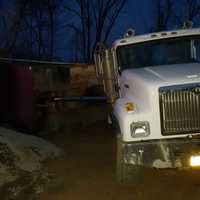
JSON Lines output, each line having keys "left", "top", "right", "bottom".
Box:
{"left": 95, "top": 26, "right": 200, "bottom": 183}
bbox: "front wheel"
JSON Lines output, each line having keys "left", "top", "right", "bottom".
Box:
{"left": 116, "top": 134, "right": 143, "bottom": 184}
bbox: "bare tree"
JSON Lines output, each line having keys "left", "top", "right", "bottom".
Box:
{"left": 0, "top": 0, "right": 29, "bottom": 55}
{"left": 0, "top": 9, "right": 9, "bottom": 50}
{"left": 186, "top": 0, "right": 200, "bottom": 21}
{"left": 166, "top": 0, "right": 200, "bottom": 28}
{"left": 151, "top": 0, "right": 200, "bottom": 32}
{"left": 20, "top": 0, "right": 63, "bottom": 59}
{"left": 151, "top": 0, "right": 177, "bottom": 32}
{"left": 46, "top": 0, "right": 63, "bottom": 58}
{"left": 0, "top": 0, "right": 63, "bottom": 59}
{"left": 64, "top": 0, "right": 126, "bottom": 63}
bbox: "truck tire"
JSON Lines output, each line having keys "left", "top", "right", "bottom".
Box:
{"left": 116, "top": 134, "right": 142, "bottom": 185}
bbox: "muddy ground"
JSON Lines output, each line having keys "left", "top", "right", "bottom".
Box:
{"left": 38, "top": 104, "right": 200, "bottom": 200}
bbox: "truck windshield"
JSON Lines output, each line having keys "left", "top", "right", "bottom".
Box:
{"left": 117, "top": 36, "right": 200, "bottom": 70}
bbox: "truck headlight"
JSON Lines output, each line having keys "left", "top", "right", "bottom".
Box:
{"left": 130, "top": 121, "right": 150, "bottom": 137}
{"left": 190, "top": 155, "right": 200, "bottom": 167}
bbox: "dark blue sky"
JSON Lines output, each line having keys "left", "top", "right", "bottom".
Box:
{"left": 1, "top": 0, "right": 200, "bottom": 61}
{"left": 112, "top": 0, "right": 153, "bottom": 37}
{"left": 107, "top": 0, "right": 200, "bottom": 42}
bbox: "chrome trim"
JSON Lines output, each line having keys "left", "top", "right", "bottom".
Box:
{"left": 159, "top": 83, "right": 200, "bottom": 135}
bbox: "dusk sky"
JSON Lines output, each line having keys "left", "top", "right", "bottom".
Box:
{"left": 1, "top": 0, "right": 200, "bottom": 62}
{"left": 110, "top": 0, "right": 199, "bottom": 40}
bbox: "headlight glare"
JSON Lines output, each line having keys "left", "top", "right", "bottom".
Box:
{"left": 190, "top": 155, "right": 200, "bottom": 167}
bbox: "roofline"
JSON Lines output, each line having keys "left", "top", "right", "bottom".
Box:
{"left": 0, "top": 57, "right": 92, "bottom": 68}
{"left": 114, "top": 28, "right": 200, "bottom": 48}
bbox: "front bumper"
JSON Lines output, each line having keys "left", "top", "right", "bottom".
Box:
{"left": 123, "top": 137, "right": 200, "bottom": 169}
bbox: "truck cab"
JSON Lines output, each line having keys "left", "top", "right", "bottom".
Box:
{"left": 95, "top": 28, "right": 200, "bottom": 183}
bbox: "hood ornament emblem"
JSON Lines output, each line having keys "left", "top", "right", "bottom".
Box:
{"left": 192, "top": 86, "right": 200, "bottom": 95}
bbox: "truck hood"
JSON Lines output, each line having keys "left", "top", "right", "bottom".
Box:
{"left": 122, "top": 63, "right": 200, "bottom": 86}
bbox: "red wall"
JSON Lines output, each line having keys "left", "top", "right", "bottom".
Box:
{"left": 0, "top": 64, "right": 34, "bottom": 132}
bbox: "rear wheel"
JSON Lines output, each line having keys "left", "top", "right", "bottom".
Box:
{"left": 116, "top": 134, "right": 143, "bottom": 184}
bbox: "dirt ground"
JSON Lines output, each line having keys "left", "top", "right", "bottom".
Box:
{"left": 38, "top": 105, "right": 200, "bottom": 200}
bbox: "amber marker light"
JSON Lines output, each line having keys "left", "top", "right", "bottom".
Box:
{"left": 126, "top": 102, "right": 135, "bottom": 112}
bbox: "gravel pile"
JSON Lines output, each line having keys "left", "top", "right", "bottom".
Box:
{"left": 0, "top": 127, "right": 63, "bottom": 200}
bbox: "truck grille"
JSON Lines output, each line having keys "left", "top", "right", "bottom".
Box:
{"left": 159, "top": 83, "right": 200, "bottom": 135}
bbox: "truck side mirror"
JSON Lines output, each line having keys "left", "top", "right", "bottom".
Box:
{"left": 94, "top": 43, "right": 119, "bottom": 104}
